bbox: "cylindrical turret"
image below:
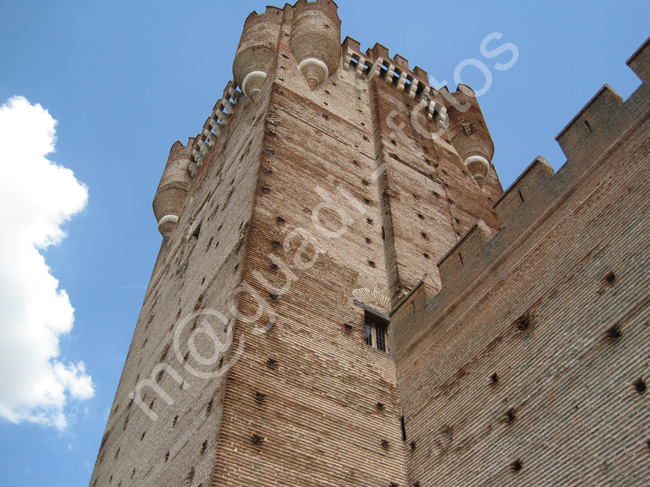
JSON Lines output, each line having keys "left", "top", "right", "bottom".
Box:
{"left": 289, "top": 0, "right": 341, "bottom": 90}
{"left": 232, "top": 7, "right": 283, "bottom": 102}
{"left": 446, "top": 85, "right": 495, "bottom": 188}
{"left": 153, "top": 140, "right": 193, "bottom": 239}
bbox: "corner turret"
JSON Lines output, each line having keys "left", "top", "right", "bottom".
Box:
{"left": 289, "top": 0, "right": 341, "bottom": 90}
{"left": 232, "top": 7, "right": 283, "bottom": 102}
{"left": 446, "top": 85, "right": 495, "bottom": 187}
{"left": 152, "top": 140, "right": 193, "bottom": 239}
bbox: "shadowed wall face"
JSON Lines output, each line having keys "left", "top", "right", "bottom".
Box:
{"left": 391, "top": 38, "right": 650, "bottom": 487}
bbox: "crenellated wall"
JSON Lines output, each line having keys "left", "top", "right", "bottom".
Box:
{"left": 90, "top": 69, "right": 271, "bottom": 486}
{"left": 391, "top": 36, "right": 650, "bottom": 487}
{"left": 89, "top": 5, "right": 650, "bottom": 487}
{"left": 96, "top": 1, "right": 432, "bottom": 485}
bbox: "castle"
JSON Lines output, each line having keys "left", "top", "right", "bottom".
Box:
{"left": 90, "top": 1, "right": 650, "bottom": 486}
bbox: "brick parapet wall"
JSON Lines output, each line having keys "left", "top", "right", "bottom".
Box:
{"left": 392, "top": 38, "right": 650, "bottom": 487}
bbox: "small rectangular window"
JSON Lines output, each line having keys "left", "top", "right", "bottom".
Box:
{"left": 364, "top": 310, "right": 390, "bottom": 353}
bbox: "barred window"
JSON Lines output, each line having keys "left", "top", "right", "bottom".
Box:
{"left": 376, "top": 321, "right": 387, "bottom": 352}
{"left": 364, "top": 313, "right": 389, "bottom": 353}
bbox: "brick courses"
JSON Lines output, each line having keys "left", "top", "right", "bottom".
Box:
{"left": 90, "top": 2, "right": 650, "bottom": 485}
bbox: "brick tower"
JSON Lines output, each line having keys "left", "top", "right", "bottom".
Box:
{"left": 89, "top": 1, "right": 650, "bottom": 486}
{"left": 90, "top": 1, "right": 502, "bottom": 485}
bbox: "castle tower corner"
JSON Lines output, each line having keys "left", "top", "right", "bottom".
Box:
{"left": 446, "top": 84, "right": 495, "bottom": 187}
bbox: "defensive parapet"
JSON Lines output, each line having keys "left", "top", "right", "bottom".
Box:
{"left": 188, "top": 81, "right": 242, "bottom": 175}
{"left": 388, "top": 37, "right": 650, "bottom": 487}
{"left": 341, "top": 36, "right": 498, "bottom": 193}
{"left": 402, "top": 35, "right": 650, "bottom": 321}
{"left": 436, "top": 219, "right": 497, "bottom": 294}
{"left": 492, "top": 155, "right": 554, "bottom": 226}
{"left": 555, "top": 40, "right": 650, "bottom": 168}
{"left": 154, "top": 0, "right": 504, "bottom": 235}
{"left": 341, "top": 37, "right": 448, "bottom": 127}
{"left": 340, "top": 37, "right": 501, "bottom": 178}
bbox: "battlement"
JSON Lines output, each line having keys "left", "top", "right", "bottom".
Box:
{"left": 627, "top": 36, "right": 650, "bottom": 83}
{"left": 556, "top": 84, "right": 625, "bottom": 164}
{"left": 556, "top": 37, "right": 650, "bottom": 167}
{"left": 179, "top": 8, "right": 458, "bottom": 192}
{"left": 436, "top": 220, "right": 497, "bottom": 294}
{"left": 493, "top": 155, "right": 554, "bottom": 225}
{"left": 342, "top": 37, "right": 447, "bottom": 124}
{"left": 342, "top": 37, "right": 428, "bottom": 95}
{"left": 243, "top": 5, "right": 284, "bottom": 27}
{"left": 409, "top": 35, "right": 650, "bottom": 307}
{"left": 293, "top": 0, "right": 339, "bottom": 14}
{"left": 187, "top": 81, "right": 243, "bottom": 177}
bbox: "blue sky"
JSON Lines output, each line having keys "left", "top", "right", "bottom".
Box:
{"left": 0, "top": 1, "right": 647, "bottom": 485}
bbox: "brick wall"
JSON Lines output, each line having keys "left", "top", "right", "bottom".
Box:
{"left": 90, "top": 1, "right": 649, "bottom": 484}
{"left": 89, "top": 59, "right": 270, "bottom": 486}
{"left": 392, "top": 38, "right": 650, "bottom": 487}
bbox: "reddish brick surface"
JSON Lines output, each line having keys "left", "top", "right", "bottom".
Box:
{"left": 89, "top": 2, "right": 650, "bottom": 485}
{"left": 393, "top": 37, "right": 650, "bottom": 487}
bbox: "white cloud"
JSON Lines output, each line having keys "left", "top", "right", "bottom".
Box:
{"left": 0, "top": 96, "right": 93, "bottom": 430}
